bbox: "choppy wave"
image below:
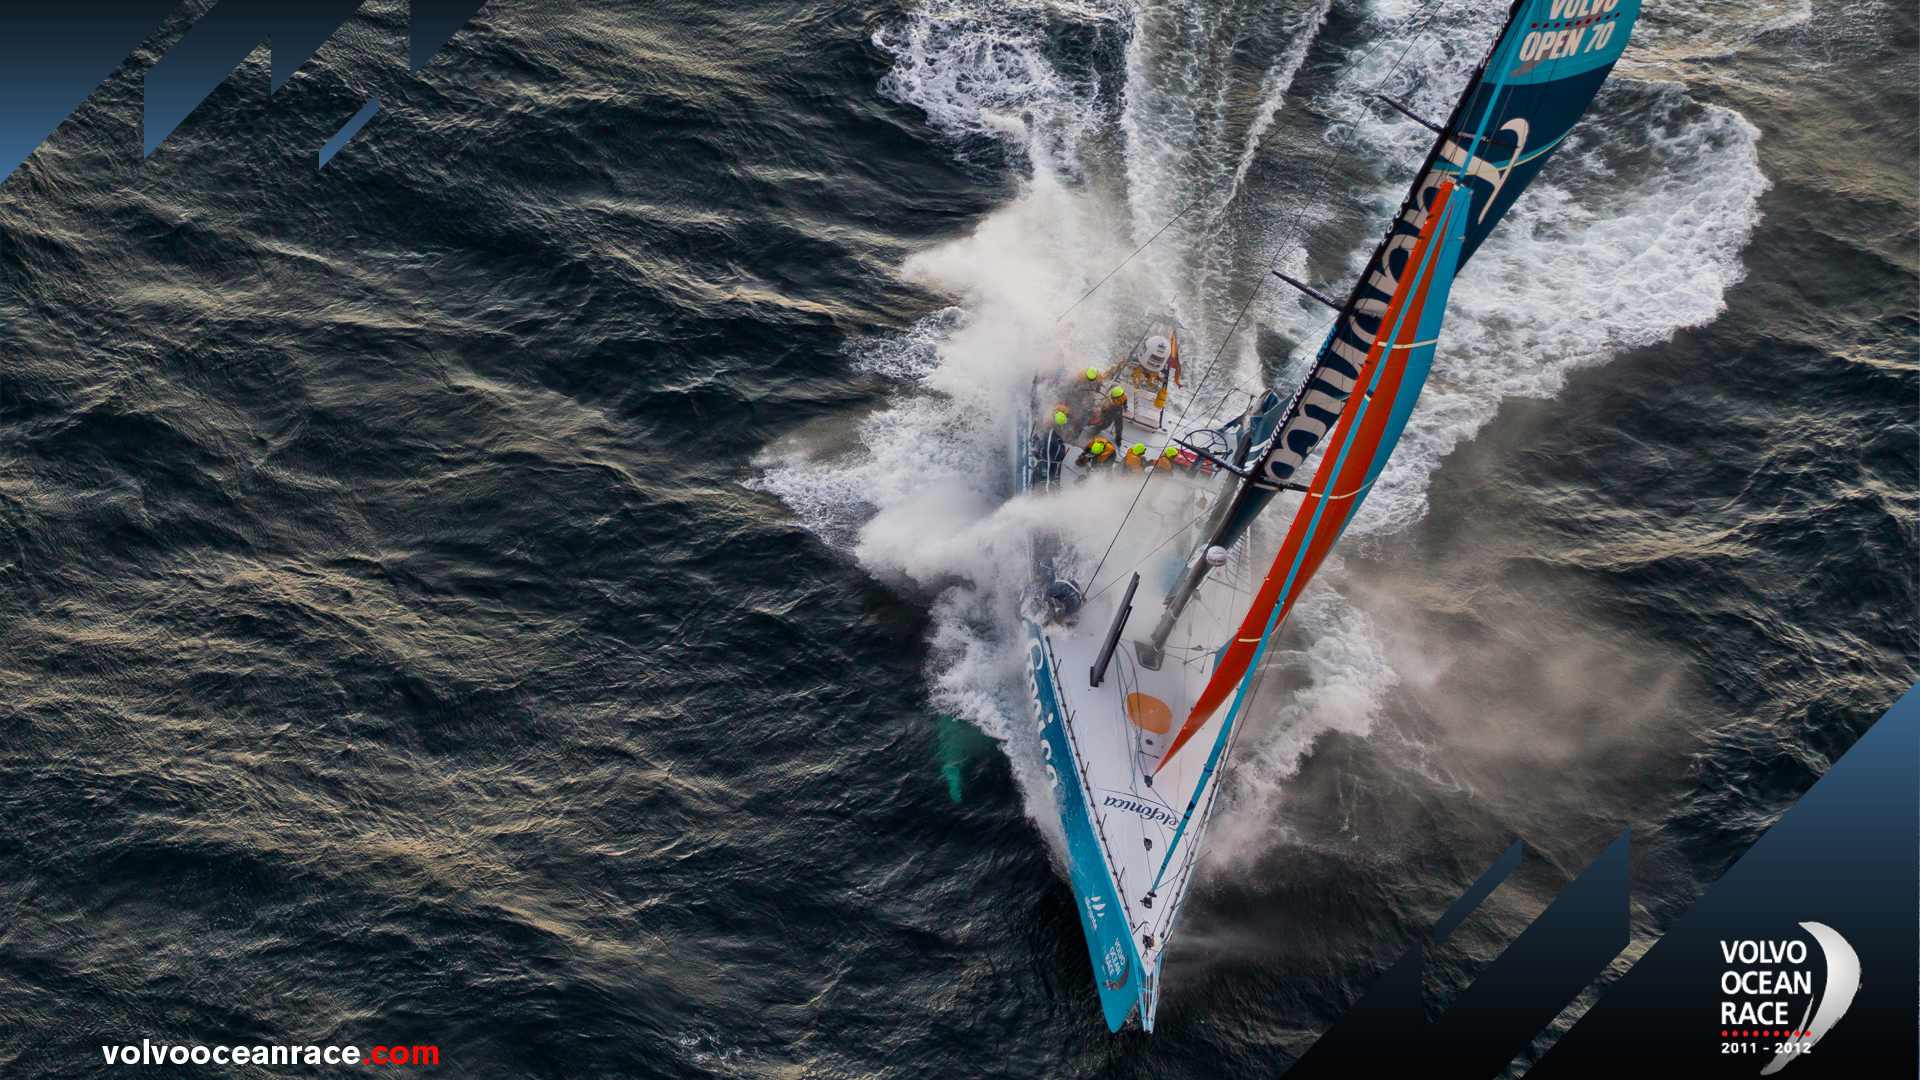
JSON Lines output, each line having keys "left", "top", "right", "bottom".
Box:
{"left": 1, "top": 0, "right": 1908, "bottom": 1070}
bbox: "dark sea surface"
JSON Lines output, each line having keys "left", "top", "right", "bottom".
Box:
{"left": 0, "top": 0, "right": 1912, "bottom": 1077}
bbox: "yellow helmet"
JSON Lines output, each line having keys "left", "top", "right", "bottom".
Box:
{"left": 1162, "top": 445, "right": 1180, "bottom": 459}
{"left": 1083, "top": 367, "right": 1101, "bottom": 381}
{"left": 1109, "top": 386, "right": 1127, "bottom": 399}
{"left": 1131, "top": 443, "right": 1147, "bottom": 456}
{"left": 1053, "top": 409, "right": 1070, "bottom": 426}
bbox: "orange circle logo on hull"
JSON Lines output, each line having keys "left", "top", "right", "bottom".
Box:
{"left": 1125, "top": 693, "right": 1173, "bottom": 734}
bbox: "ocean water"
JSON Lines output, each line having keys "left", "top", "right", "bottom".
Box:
{"left": 0, "top": 0, "right": 1911, "bottom": 1076}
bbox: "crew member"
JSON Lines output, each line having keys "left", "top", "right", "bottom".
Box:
{"left": 1047, "top": 400, "right": 1086, "bottom": 440}
{"left": 1042, "top": 579, "right": 1084, "bottom": 625}
{"left": 1074, "top": 367, "right": 1111, "bottom": 433}
{"left": 1076, "top": 438, "right": 1116, "bottom": 469}
{"left": 1124, "top": 443, "right": 1150, "bottom": 471}
{"left": 1154, "top": 444, "right": 1185, "bottom": 473}
{"left": 1034, "top": 415, "right": 1071, "bottom": 483}
{"left": 1090, "top": 385, "right": 1127, "bottom": 442}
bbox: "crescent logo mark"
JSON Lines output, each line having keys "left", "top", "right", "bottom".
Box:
{"left": 1438, "top": 119, "right": 1531, "bottom": 223}
{"left": 1758, "top": 922, "right": 1860, "bottom": 1076}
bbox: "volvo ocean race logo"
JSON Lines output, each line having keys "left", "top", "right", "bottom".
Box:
{"left": 1718, "top": 922, "right": 1859, "bottom": 1074}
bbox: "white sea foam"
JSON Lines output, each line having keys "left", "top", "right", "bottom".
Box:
{"left": 872, "top": 0, "right": 1125, "bottom": 171}
{"left": 1345, "top": 83, "right": 1769, "bottom": 541}
{"left": 753, "top": 160, "right": 1147, "bottom": 830}
{"left": 842, "top": 307, "right": 967, "bottom": 380}
{"left": 1222, "top": 0, "right": 1337, "bottom": 203}
{"left": 1625, "top": 0, "right": 1813, "bottom": 68}
{"left": 758, "top": 0, "right": 1769, "bottom": 872}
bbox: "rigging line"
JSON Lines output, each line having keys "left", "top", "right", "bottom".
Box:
{"left": 1053, "top": 191, "right": 1213, "bottom": 324}
{"left": 1085, "top": 499, "right": 1218, "bottom": 604}
{"left": 1083, "top": 469, "right": 1155, "bottom": 594}
{"left": 1204, "top": 298, "right": 1342, "bottom": 420}
{"left": 1181, "top": 13, "right": 1449, "bottom": 413}
{"left": 1195, "top": 289, "right": 1338, "bottom": 418}
{"left": 1190, "top": 0, "right": 1443, "bottom": 365}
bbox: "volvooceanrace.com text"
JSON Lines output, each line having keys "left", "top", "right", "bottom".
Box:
{"left": 101, "top": 1041, "right": 438, "bottom": 1066}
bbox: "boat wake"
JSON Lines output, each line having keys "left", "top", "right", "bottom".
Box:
{"left": 755, "top": 0, "right": 1767, "bottom": 879}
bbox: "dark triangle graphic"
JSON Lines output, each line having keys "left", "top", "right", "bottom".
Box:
{"left": 318, "top": 93, "right": 378, "bottom": 167}
{"left": 1286, "top": 942, "right": 1425, "bottom": 1072}
{"left": 1436, "top": 839, "right": 1523, "bottom": 945}
{"left": 1423, "top": 829, "right": 1630, "bottom": 1077}
{"left": 146, "top": 0, "right": 372, "bottom": 154}
{"left": 410, "top": 0, "right": 488, "bottom": 73}
{"left": 0, "top": 1, "right": 180, "bottom": 181}
{"left": 271, "top": 0, "right": 365, "bottom": 91}
{"left": 144, "top": 0, "right": 270, "bottom": 155}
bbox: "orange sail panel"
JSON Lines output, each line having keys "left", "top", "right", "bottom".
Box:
{"left": 1156, "top": 180, "right": 1469, "bottom": 772}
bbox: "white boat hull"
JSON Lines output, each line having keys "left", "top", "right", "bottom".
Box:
{"left": 1016, "top": 381, "right": 1258, "bottom": 1031}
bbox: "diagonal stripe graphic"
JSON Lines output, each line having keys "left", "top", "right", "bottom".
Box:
{"left": 1287, "top": 831, "right": 1630, "bottom": 1077}
{"left": 317, "top": 92, "right": 378, "bottom": 167}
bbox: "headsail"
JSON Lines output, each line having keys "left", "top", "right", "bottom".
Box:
{"left": 1157, "top": 178, "right": 1471, "bottom": 770}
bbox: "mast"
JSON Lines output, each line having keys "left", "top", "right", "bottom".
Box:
{"left": 1134, "top": 393, "right": 1277, "bottom": 669}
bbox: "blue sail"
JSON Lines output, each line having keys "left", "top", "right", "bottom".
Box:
{"left": 1240, "top": 0, "right": 1641, "bottom": 501}
{"left": 1449, "top": 0, "right": 1642, "bottom": 262}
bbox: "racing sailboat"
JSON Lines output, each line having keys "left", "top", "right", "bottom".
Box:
{"left": 1018, "top": 0, "right": 1642, "bottom": 1031}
